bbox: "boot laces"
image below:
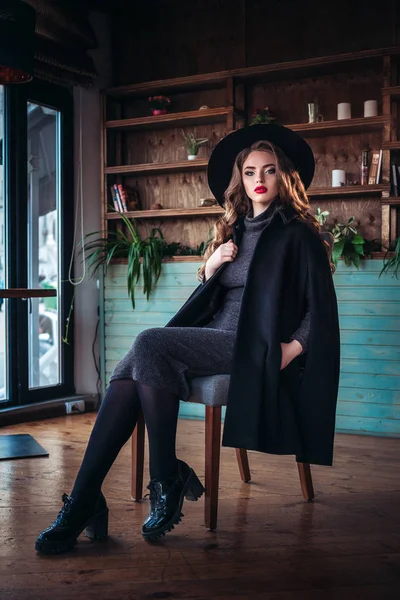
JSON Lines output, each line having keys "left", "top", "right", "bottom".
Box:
{"left": 55, "top": 493, "right": 73, "bottom": 523}
{"left": 145, "top": 481, "right": 162, "bottom": 505}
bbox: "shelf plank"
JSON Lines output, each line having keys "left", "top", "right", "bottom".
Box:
{"left": 290, "top": 116, "right": 390, "bottom": 137}
{"left": 105, "top": 46, "right": 400, "bottom": 98}
{"left": 381, "top": 197, "right": 400, "bottom": 205}
{"left": 106, "top": 186, "right": 390, "bottom": 221}
{"left": 106, "top": 107, "right": 237, "bottom": 130}
{"left": 111, "top": 252, "right": 393, "bottom": 265}
{"left": 382, "top": 86, "right": 400, "bottom": 98}
{"left": 107, "top": 207, "right": 223, "bottom": 219}
{"left": 106, "top": 114, "right": 389, "bottom": 136}
{"left": 308, "top": 185, "right": 389, "bottom": 197}
{"left": 382, "top": 141, "right": 400, "bottom": 150}
{"left": 105, "top": 159, "right": 209, "bottom": 175}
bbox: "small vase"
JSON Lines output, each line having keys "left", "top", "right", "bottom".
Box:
{"left": 187, "top": 154, "right": 197, "bottom": 160}
{"left": 152, "top": 109, "right": 167, "bottom": 116}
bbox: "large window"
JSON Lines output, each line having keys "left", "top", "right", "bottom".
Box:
{"left": 27, "top": 102, "right": 61, "bottom": 389}
{"left": 0, "top": 81, "right": 74, "bottom": 407}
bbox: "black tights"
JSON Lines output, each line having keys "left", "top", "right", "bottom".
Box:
{"left": 71, "top": 378, "right": 180, "bottom": 504}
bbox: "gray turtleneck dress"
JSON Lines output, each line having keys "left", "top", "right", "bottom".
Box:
{"left": 109, "top": 205, "right": 310, "bottom": 401}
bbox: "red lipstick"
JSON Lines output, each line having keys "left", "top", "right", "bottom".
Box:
{"left": 254, "top": 186, "right": 267, "bottom": 193}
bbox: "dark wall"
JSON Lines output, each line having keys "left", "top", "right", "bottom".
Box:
{"left": 113, "top": 0, "right": 398, "bottom": 85}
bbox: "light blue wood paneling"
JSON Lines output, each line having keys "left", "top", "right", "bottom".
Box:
{"left": 102, "top": 260, "right": 400, "bottom": 437}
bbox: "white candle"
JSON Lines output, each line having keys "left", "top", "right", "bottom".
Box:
{"left": 337, "top": 103, "right": 351, "bottom": 120}
{"left": 364, "top": 100, "right": 378, "bottom": 117}
{"left": 332, "top": 169, "right": 346, "bottom": 187}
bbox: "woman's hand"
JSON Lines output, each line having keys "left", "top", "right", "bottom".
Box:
{"left": 280, "top": 340, "right": 303, "bottom": 370}
{"left": 205, "top": 240, "right": 238, "bottom": 280}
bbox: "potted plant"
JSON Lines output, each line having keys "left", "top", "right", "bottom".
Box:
{"left": 249, "top": 105, "right": 276, "bottom": 125}
{"left": 330, "top": 217, "right": 365, "bottom": 268}
{"left": 148, "top": 95, "right": 171, "bottom": 116}
{"left": 181, "top": 131, "right": 209, "bottom": 160}
{"left": 62, "top": 212, "right": 168, "bottom": 344}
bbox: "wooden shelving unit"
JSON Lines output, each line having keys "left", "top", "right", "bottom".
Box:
{"left": 101, "top": 45, "right": 400, "bottom": 252}
{"left": 106, "top": 46, "right": 400, "bottom": 98}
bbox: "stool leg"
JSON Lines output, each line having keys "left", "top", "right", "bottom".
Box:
{"left": 131, "top": 408, "right": 145, "bottom": 501}
{"left": 235, "top": 448, "right": 251, "bottom": 482}
{"left": 297, "top": 462, "right": 314, "bottom": 501}
{"left": 205, "top": 405, "right": 221, "bottom": 531}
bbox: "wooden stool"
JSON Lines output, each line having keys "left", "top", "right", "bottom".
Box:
{"left": 131, "top": 374, "right": 314, "bottom": 531}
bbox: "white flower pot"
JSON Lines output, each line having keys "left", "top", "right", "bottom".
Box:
{"left": 187, "top": 154, "right": 198, "bottom": 160}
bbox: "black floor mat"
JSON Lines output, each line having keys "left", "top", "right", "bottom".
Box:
{"left": 0, "top": 434, "right": 49, "bottom": 460}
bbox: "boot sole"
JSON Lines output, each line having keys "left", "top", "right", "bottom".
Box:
{"left": 35, "top": 536, "right": 79, "bottom": 555}
{"left": 142, "top": 468, "right": 205, "bottom": 542}
{"left": 35, "top": 507, "right": 109, "bottom": 555}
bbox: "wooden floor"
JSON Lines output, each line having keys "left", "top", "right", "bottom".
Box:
{"left": 0, "top": 415, "right": 400, "bottom": 599}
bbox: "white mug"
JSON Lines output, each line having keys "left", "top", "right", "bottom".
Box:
{"left": 337, "top": 103, "right": 351, "bottom": 120}
{"left": 332, "top": 169, "right": 346, "bottom": 187}
{"left": 364, "top": 100, "right": 378, "bottom": 117}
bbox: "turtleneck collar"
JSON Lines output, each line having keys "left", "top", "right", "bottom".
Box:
{"left": 244, "top": 198, "right": 281, "bottom": 230}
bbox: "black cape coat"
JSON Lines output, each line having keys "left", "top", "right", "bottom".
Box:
{"left": 165, "top": 204, "right": 341, "bottom": 466}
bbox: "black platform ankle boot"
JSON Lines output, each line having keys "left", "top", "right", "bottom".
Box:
{"left": 35, "top": 491, "right": 109, "bottom": 555}
{"left": 142, "top": 459, "right": 205, "bottom": 542}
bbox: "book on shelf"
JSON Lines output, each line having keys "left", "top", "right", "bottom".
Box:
{"left": 361, "top": 149, "right": 369, "bottom": 185}
{"left": 392, "top": 164, "right": 399, "bottom": 196}
{"left": 117, "top": 184, "right": 128, "bottom": 212}
{"left": 376, "top": 150, "right": 383, "bottom": 184}
{"left": 368, "top": 150, "right": 382, "bottom": 184}
{"left": 110, "top": 185, "right": 122, "bottom": 211}
{"left": 110, "top": 183, "right": 128, "bottom": 212}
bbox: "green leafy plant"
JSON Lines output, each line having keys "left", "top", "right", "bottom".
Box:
{"left": 163, "top": 239, "right": 211, "bottom": 257}
{"left": 379, "top": 236, "right": 400, "bottom": 279}
{"left": 315, "top": 207, "right": 330, "bottom": 227}
{"left": 330, "top": 217, "right": 365, "bottom": 268}
{"left": 82, "top": 212, "right": 167, "bottom": 309}
{"left": 250, "top": 105, "right": 276, "bottom": 125}
{"left": 181, "top": 131, "right": 209, "bottom": 155}
{"left": 61, "top": 217, "right": 211, "bottom": 344}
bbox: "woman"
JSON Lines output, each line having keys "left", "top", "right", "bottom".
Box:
{"left": 35, "top": 124, "right": 340, "bottom": 555}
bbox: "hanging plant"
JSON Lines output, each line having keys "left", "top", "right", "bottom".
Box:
{"left": 379, "top": 236, "right": 400, "bottom": 279}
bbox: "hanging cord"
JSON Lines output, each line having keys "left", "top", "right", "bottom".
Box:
{"left": 68, "top": 86, "right": 86, "bottom": 286}
{"left": 62, "top": 87, "right": 86, "bottom": 344}
{"left": 62, "top": 88, "right": 86, "bottom": 344}
{"left": 63, "top": 87, "right": 103, "bottom": 406}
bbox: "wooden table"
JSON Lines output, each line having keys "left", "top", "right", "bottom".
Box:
{"left": 0, "top": 288, "right": 57, "bottom": 298}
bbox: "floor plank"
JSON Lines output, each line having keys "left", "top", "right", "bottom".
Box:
{"left": 0, "top": 414, "right": 399, "bottom": 599}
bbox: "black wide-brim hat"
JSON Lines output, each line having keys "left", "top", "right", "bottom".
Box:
{"left": 207, "top": 123, "right": 315, "bottom": 206}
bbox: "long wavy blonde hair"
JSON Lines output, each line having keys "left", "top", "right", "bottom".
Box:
{"left": 198, "top": 140, "right": 333, "bottom": 280}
